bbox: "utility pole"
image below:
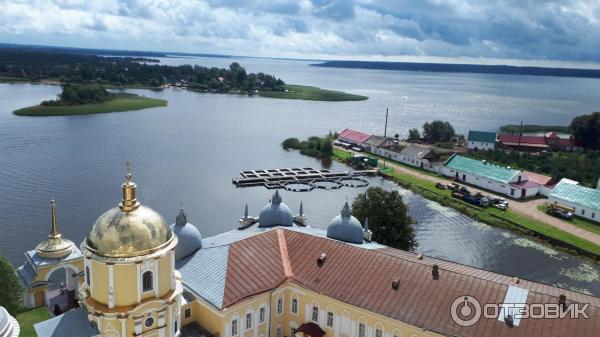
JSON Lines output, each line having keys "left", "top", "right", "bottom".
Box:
{"left": 517, "top": 121, "right": 523, "bottom": 151}
{"left": 384, "top": 107, "right": 389, "bottom": 138}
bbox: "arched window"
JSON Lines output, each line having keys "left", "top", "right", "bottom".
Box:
{"left": 85, "top": 266, "right": 90, "bottom": 286}
{"left": 142, "top": 271, "right": 153, "bottom": 292}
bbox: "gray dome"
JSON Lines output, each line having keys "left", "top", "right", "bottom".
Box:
{"left": 327, "top": 202, "right": 364, "bottom": 244}
{"left": 171, "top": 208, "right": 202, "bottom": 260}
{"left": 259, "top": 191, "right": 293, "bottom": 227}
{"left": 0, "top": 306, "right": 16, "bottom": 337}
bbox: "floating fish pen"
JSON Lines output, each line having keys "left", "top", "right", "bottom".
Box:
{"left": 232, "top": 167, "right": 377, "bottom": 191}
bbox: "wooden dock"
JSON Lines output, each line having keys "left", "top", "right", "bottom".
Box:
{"left": 232, "top": 167, "right": 377, "bottom": 191}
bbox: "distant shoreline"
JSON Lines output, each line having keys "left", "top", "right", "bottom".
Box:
{"left": 312, "top": 61, "right": 600, "bottom": 79}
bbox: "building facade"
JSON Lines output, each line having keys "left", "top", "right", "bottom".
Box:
{"left": 19, "top": 169, "right": 598, "bottom": 337}
{"left": 441, "top": 155, "right": 539, "bottom": 198}
{"left": 548, "top": 180, "right": 600, "bottom": 223}
{"left": 466, "top": 131, "right": 496, "bottom": 151}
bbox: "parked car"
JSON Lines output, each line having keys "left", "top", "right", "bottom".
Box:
{"left": 494, "top": 203, "right": 508, "bottom": 210}
{"left": 435, "top": 182, "right": 446, "bottom": 189}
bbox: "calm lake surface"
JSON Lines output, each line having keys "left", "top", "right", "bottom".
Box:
{"left": 0, "top": 56, "right": 599, "bottom": 295}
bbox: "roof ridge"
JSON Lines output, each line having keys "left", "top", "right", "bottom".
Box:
{"left": 277, "top": 229, "right": 293, "bottom": 278}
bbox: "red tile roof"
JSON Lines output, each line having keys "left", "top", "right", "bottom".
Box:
{"left": 498, "top": 134, "right": 548, "bottom": 146}
{"left": 221, "top": 229, "right": 599, "bottom": 336}
{"left": 523, "top": 171, "right": 555, "bottom": 186}
{"left": 510, "top": 180, "right": 540, "bottom": 189}
{"left": 338, "top": 129, "right": 372, "bottom": 144}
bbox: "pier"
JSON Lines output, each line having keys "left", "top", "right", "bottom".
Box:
{"left": 232, "top": 167, "right": 377, "bottom": 191}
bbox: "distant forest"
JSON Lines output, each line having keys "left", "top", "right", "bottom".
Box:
{"left": 0, "top": 49, "right": 286, "bottom": 92}
{"left": 313, "top": 61, "right": 600, "bottom": 79}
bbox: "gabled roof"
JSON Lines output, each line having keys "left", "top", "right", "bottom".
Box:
{"left": 549, "top": 181, "right": 600, "bottom": 211}
{"left": 364, "top": 135, "right": 393, "bottom": 147}
{"left": 445, "top": 155, "right": 520, "bottom": 183}
{"left": 522, "top": 171, "right": 554, "bottom": 186}
{"left": 468, "top": 131, "right": 497, "bottom": 143}
{"left": 338, "top": 129, "right": 371, "bottom": 144}
{"left": 179, "top": 228, "right": 599, "bottom": 337}
{"left": 34, "top": 308, "right": 99, "bottom": 337}
{"left": 498, "top": 134, "right": 549, "bottom": 147}
{"left": 399, "top": 144, "right": 434, "bottom": 159}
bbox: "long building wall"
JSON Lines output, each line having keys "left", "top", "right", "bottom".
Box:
{"left": 186, "top": 281, "right": 442, "bottom": 337}
{"left": 439, "top": 167, "right": 538, "bottom": 198}
{"left": 547, "top": 196, "right": 600, "bottom": 223}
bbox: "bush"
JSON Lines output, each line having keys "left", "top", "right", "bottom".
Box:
{"left": 0, "top": 255, "right": 23, "bottom": 315}
{"left": 282, "top": 138, "right": 301, "bottom": 150}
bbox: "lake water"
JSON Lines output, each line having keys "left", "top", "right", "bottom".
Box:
{"left": 0, "top": 56, "right": 599, "bottom": 295}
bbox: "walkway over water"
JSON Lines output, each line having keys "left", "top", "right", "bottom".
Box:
{"left": 232, "top": 167, "right": 377, "bottom": 191}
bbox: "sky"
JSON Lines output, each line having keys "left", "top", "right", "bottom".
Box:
{"left": 1, "top": 0, "right": 600, "bottom": 66}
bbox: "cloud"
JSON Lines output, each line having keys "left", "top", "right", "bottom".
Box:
{"left": 0, "top": 0, "right": 599, "bottom": 63}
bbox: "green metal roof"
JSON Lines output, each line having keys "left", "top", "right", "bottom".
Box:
{"left": 468, "top": 131, "right": 497, "bottom": 143}
{"left": 549, "top": 182, "right": 600, "bottom": 210}
{"left": 445, "top": 155, "right": 519, "bottom": 183}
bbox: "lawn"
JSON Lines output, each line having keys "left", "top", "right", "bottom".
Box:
{"left": 336, "top": 147, "right": 600, "bottom": 257}
{"left": 16, "top": 307, "right": 51, "bottom": 337}
{"left": 14, "top": 95, "right": 167, "bottom": 116}
{"left": 260, "top": 84, "right": 368, "bottom": 101}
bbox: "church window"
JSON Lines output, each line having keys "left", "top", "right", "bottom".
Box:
{"left": 142, "top": 271, "right": 153, "bottom": 292}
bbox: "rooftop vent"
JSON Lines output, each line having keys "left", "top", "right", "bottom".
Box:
{"left": 391, "top": 278, "right": 400, "bottom": 290}
{"left": 504, "top": 314, "right": 514, "bottom": 327}
{"left": 317, "top": 253, "right": 327, "bottom": 267}
{"left": 483, "top": 160, "right": 487, "bottom": 165}
{"left": 559, "top": 294, "right": 566, "bottom": 310}
{"left": 416, "top": 253, "right": 423, "bottom": 260}
{"left": 432, "top": 264, "right": 439, "bottom": 280}
{"left": 513, "top": 277, "right": 520, "bottom": 284}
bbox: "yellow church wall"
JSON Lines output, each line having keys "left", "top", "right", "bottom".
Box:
{"left": 114, "top": 263, "right": 138, "bottom": 306}
{"left": 190, "top": 299, "right": 224, "bottom": 336}
{"left": 30, "top": 258, "right": 83, "bottom": 283}
{"left": 158, "top": 253, "right": 173, "bottom": 296}
{"left": 91, "top": 259, "right": 109, "bottom": 304}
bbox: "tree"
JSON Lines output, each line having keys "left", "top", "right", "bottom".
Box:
{"left": 422, "top": 120, "right": 455, "bottom": 143}
{"left": 570, "top": 112, "right": 600, "bottom": 149}
{"left": 408, "top": 128, "right": 421, "bottom": 142}
{"left": 351, "top": 187, "right": 416, "bottom": 250}
{"left": 321, "top": 139, "right": 333, "bottom": 156}
{"left": 0, "top": 255, "right": 23, "bottom": 316}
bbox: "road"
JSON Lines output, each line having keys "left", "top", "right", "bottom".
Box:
{"left": 382, "top": 160, "right": 600, "bottom": 246}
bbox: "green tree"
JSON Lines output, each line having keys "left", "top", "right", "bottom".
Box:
{"left": 282, "top": 138, "right": 301, "bottom": 150}
{"left": 422, "top": 121, "right": 455, "bottom": 143}
{"left": 0, "top": 255, "right": 23, "bottom": 316}
{"left": 321, "top": 139, "right": 333, "bottom": 156}
{"left": 408, "top": 128, "right": 421, "bottom": 142}
{"left": 351, "top": 187, "right": 416, "bottom": 250}
{"left": 570, "top": 112, "right": 600, "bottom": 149}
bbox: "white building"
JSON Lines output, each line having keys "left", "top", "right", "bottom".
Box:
{"left": 441, "top": 155, "right": 539, "bottom": 198}
{"left": 548, "top": 180, "right": 600, "bottom": 222}
{"left": 467, "top": 131, "right": 497, "bottom": 151}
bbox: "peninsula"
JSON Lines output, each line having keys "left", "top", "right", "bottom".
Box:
{"left": 0, "top": 48, "right": 367, "bottom": 102}
{"left": 14, "top": 84, "right": 166, "bottom": 116}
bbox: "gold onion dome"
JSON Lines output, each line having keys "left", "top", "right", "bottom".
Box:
{"left": 85, "top": 166, "right": 172, "bottom": 258}
{"left": 36, "top": 199, "right": 74, "bottom": 259}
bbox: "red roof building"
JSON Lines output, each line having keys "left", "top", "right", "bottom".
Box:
{"left": 337, "top": 128, "right": 372, "bottom": 144}
{"left": 498, "top": 133, "right": 580, "bottom": 152}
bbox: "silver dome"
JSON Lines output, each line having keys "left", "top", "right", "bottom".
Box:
{"left": 326, "top": 202, "right": 364, "bottom": 244}
{"left": 171, "top": 208, "right": 202, "bottom": 260}
{"left": 258, "top": 190, "right": 293, "bottom": 227}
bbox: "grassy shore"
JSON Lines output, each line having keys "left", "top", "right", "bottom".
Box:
{"left": 333, "top": 148, "right": 600, "bottom": 257}
{"left": 0, "top": 75, "right": 30, "bottom": 83}
{"left": 16, "top": 307, "right": 51, "bottom": 337}
{"left": 14, "top": 95, "right": 167, "bottom": 116}
{"left": 260, "top": 85, "right": 368, "bottom": 101}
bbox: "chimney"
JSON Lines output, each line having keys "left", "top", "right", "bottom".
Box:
{"left": 391, "top": 278, "right": 400, "bottom": 291}
{"left": 432, "top": 264, "right": 439, "bottom": 280}
{"left": 317, "top": 253, "right": 327, "bottom": 267}
{"left": 504, "top": 314, "right": 514, "bottom": 327}
{"left": 559, "top": 294, "right": 566, "bottom": 311}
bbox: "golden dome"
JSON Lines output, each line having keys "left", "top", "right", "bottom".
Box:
{"left": 36, "top": 199, "right": 74, "bottom": 259}
{"left": 84, "top": 167, "right": 173, "bottom": 258}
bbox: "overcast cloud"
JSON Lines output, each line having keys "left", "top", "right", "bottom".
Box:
{"left": 1, "top": 0, "right": 599, "bottom": 64}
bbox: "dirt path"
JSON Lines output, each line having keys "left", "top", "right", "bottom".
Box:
{"left": 383, "top": 160, "right": 600, "bottom": 245}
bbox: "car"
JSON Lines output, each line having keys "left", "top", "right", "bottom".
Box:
{"left": 494, "top": 203, "right": 508, "bottom": 210}
{"left": 435, "top": 182, "right": 446, "bottom": 189}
